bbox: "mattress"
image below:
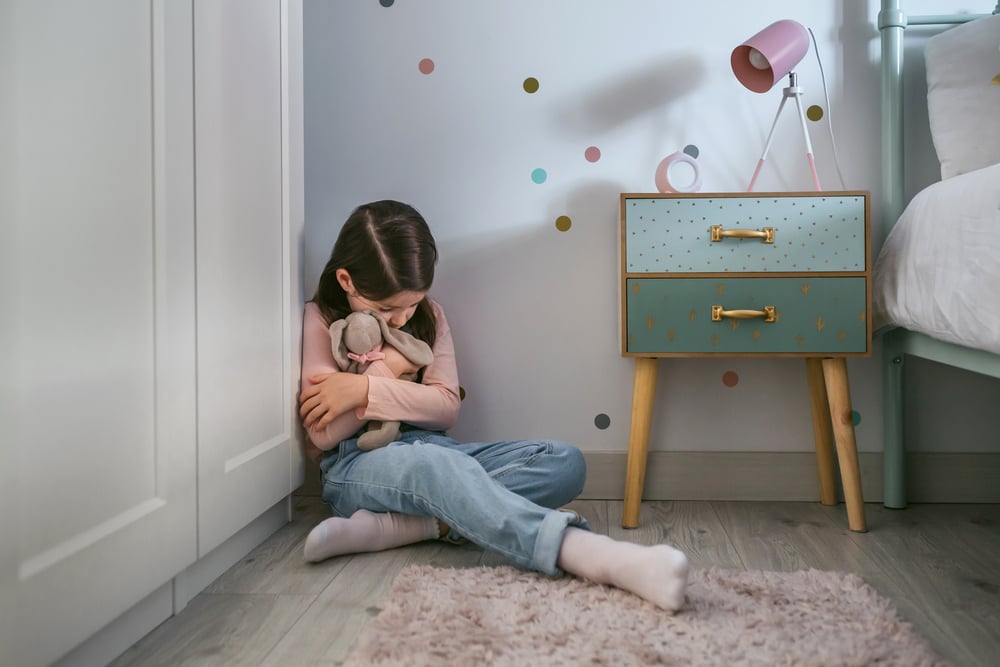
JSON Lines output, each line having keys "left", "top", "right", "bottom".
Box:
{"left": 872, "top": 162, "right": 1000, "bottom": 354}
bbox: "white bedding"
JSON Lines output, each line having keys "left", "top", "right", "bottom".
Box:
{"left": 873, "top": 162, "right": 1000, "bottom": 354}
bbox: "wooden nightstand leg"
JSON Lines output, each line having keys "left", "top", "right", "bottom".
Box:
{"left": 821, "top": 357, "right": 867, "bottom": 532}
{"left": 623, "top": 357, "right": 659, "bottom": 529}
{"left": 805, "top": 358, "right": 837, "bottom": 506}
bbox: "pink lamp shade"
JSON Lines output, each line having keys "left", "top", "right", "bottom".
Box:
{"left": 731, "top": 20, "right": 810, "bottom": 93}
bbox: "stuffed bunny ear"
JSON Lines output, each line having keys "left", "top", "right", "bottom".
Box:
{"left": 328, "top": 319, "right": 352, "bottom": 370}
{"left": 376, "top": 317, "right": 434, "bottom": 367}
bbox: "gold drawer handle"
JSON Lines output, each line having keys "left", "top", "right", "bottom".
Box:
{"left": 710, "top": 225, "right": 775, "bottom": 243}
{"left": 712, "top": 305, "right": 776, "bottom": 323}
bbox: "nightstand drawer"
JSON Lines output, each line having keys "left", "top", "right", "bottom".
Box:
{"left": 623, "top": 193, "right": 867, "bottom": 273}
{"left": 624, "top": 276, "right": 868, "bottom": 355}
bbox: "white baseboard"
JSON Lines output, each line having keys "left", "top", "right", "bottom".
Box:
{"left": 173, "top": 498, "right": 290, "bottom": 611}
{"left": 54, "top": 581, "right": 173, "bottom": 667}
{"left": 578, "top": 451, "right": 1000, "bottom": 503}
{"left": 55, "top": 498, "right": 291, "bottom": 667}
{"left": 298, "top": 450, "right": 1000, "bottom": 503}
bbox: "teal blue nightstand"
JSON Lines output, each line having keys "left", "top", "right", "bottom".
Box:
{"left": 620, "top": 191, "right": 872, "bottom": 531}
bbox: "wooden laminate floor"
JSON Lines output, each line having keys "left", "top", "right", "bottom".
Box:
{"left": 111, "top": 497, "right": 1000, "bottom": 667}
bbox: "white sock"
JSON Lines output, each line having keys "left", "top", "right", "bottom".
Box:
{"left": 556, "top": 527, "right": 689, "bottom": 611}
{"left": 304, "top": 509, "right": 440, "bottom": 563}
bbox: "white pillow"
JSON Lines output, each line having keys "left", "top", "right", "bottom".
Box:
{"left": 924, "top": 13, "right": 1000, "bottom": 179}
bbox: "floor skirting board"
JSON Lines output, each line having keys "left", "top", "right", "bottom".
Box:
{"left": 579, "top": 451, "right": 1000, "bottom": 503}
{"left": 55, "top": 499, "right": 290, "bottom": 667}
{"left": 297, "top": 452, "right": 1000, "bottom": 503}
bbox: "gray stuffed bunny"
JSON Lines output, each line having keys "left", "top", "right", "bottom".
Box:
{"left": 328, "top": 310, "right": 434, "bottom": 450}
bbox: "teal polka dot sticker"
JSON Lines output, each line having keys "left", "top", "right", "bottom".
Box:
{"left": 852, "top": 410, "right": 861, "bottom": 426}
{"left": 531, "top": 168, "right": 547, "bottom": 184}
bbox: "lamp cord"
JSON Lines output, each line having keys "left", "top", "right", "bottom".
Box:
{"left": 809, "top": 27, "right": 848, "bottom": 190}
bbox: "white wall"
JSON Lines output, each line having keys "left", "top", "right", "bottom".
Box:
{"left": 303, "top": 0, "right": 1000, "bottom": 455}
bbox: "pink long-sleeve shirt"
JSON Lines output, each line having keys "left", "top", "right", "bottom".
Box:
{"left": 300, "top": 298, "right": 461, "bottom": 452}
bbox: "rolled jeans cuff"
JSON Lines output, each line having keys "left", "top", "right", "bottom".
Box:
{"left": 533, "top": 509, "right": 588, "bottom": 577}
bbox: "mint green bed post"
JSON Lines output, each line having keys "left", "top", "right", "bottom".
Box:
{"left": 882, "top": 332, "right": 905, "bottom": 508}
{"left": 878, "top": 0, "right": 908, "bottom": 508}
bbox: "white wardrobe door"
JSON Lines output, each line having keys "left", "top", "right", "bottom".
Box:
{"left": 195, "top": 0, "right": 296, "bottom": 556}
{"left": 6, "top": 2, "right": 197, "bottom": 665}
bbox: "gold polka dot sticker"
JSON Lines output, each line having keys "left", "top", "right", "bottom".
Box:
{"left": 523, "top": 77, "right": 539, "bottom": 94}
{"left": 807, "top": 105, "right": 824, "bottom": 121}
{"left": 555, "top": 215, "right": 571, "bottom": 232}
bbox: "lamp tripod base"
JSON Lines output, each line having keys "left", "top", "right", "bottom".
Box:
{"left": 746, "top": 74, "right": 821, "bottom": 192}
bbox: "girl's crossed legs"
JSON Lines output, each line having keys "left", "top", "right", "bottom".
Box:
{"left": 311, "top": 431, "right": 585, "bottom": 570}
{"left": 306, "top": 431, "right": 688, "bottom": 610}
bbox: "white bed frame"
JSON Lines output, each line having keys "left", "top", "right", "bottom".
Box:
{"left": 878, "top": 0, "right": 1000, "bottom": 507}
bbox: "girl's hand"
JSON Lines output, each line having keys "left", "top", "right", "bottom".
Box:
{"left": 380, "top": 343, "right": 422, "bottom": 377}
{"left": 299, "top": 372, "right": 368, "bottom": 430}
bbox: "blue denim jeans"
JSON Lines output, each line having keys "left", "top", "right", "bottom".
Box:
{"left": 318, "top": 429, "right": 589, "bottom": 575}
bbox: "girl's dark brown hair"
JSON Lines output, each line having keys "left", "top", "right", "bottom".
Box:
{"left": 313, "top": 200, "right": 438, "bottom": 347}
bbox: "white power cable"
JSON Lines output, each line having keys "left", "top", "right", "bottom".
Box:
{"left": 809, "top": 27, "right": 848, "bottom": 190}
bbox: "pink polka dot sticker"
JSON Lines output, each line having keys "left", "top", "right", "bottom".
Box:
{"left": 722, "top": 371, "right": 739, "bottom": 387}
{"left": 584, "top": 146, "right": 601, "bottom": 163}
{"left": 418, "top": 58, "right": 435, "bottom": 75}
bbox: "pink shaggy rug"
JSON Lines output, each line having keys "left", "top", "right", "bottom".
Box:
{"left": 345, "top": 565, "right": 947, "bottom": 667}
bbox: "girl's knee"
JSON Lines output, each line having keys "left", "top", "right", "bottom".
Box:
{"left": 566, "top": 445, "right": 587, "bottom": 496}
{"left": 555, "top": 440, "right": 585, "bottom": 470}
{"left": 549, "top": 441, "right": 587, "bottom": 499}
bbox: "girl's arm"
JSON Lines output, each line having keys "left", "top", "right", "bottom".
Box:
{"left": 299, "top": 302, "right": 368, "bottom": 449}
{"left": 299, "top": 300, "right": 461, "bottom": 451}
{"left": 360, "top": 299, "right": 461, "bottom": 430}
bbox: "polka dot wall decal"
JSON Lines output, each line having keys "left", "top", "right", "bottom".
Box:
{"left": 555, "top": 215, "right": 572, "bottom": 232}
{"left": 459, "top": 386, "right": 466, "bottom": 401}
{"left": 523, "top": 77, "right": 540, "bottom": 93}
{"left": 852, "top": 410, "right": 861, "bottom": 426}
{"left": 807, "top": 105, "right": 824, "bottom": 121}
{"left": 722, "top": 371, "right": 739, "bottom": 387}
{"left": 379, "top": 0, "right": 394, "bottom": 6}
{"left": 418, "top": 58, "right": 435, "bottom": 75}
{"left": 584, "top": 146, "right": 601, "bottom": 162}
{"left": 594, "top": 413, "right": 611, "bottom": 430}
{"left": 531, "top": 168, "right": 547, "bottom": 184}
{"left": 683, "top": 144, "right": 700, "bottom": 159}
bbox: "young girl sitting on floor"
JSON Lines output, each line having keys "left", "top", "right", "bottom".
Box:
{"left": 298, "top": 199, "right": 689, "bottom": 611}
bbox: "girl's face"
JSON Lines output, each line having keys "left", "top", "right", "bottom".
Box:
{"left": 335, "top": 268, "right": 425, "bottom": 329}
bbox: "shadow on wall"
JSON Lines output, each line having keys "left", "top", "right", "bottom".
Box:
{"left": 435, "top": 178, "right": 636, "bottom": 442}
{"left": 553, "top": 55, "right": 707, "bottom": 135}
{"left": 550, "top": 55, "right": 707, "bottom": 182}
